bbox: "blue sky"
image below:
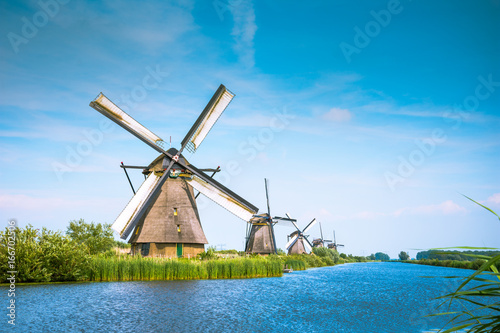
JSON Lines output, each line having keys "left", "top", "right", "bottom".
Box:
{"left": 1, "top": 0, "right": 499, "bottom": 258}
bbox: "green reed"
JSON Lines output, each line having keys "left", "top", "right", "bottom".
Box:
{"left": 87, "top": 255, "right": 285, "bottom": 282}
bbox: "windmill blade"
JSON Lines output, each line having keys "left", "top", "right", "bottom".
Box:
{"left": 286, "top": 212, "right": 292, "bottom": 219}
{"left": 285, "top": 234, "right": 298, "bottom": 250}
{"left": 272, "top": 216, "right": 297, "bottom": 224}
{"left": 90, "top": 93, "right": 166, "bottom": 154}
{"left": 181, "top": 84, "right": 234, "bottom": 153}
{"left": 111, "top": 171, "right": 167, "bottom": 239}
{"left": 303, "top": 238, "right": 313, "bottom": 253}
{"left": 186, "top": 163, "right": 258, "bottom": 213}
{"left": 319, "top": 221, "right": 324, "bottom": 240}
{"left": 291, "top": 220, "right": 301, "bottom": 232}
{"left": 186, "top": 175, "right": 256, "bottom": 221}
{"left": 264, "top": 178, "right": 271, "bottom": 216}
{"left": 303, "top": 218, "right": 317, "bottom": 234}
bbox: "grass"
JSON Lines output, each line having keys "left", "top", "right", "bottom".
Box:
{"left": 87, "top": 255, "right": 284, "bottom": 281}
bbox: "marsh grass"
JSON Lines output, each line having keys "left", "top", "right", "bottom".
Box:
{"left": 87, "top": 255, "right": 284, "bottom": 281}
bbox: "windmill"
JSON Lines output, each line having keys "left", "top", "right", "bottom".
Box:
{"left": 312, "top": 221, "right": 332, "bottom": 248}
{"left": 327, "top": 230, "right": 344, "bottom": 251}
{"left": 245, "top": 179, "right": 295, "bottom": 254}
{"left": 285, "top": 215, "right": 317, "bottom": 255}
{"left": 89, "top": 84, "right": 259, "bottom": 257}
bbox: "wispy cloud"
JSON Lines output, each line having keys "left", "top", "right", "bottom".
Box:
{"left": 347, "top": 200, "right": 467, "bottom": 220}
{"left": 323, "top": 107, "right": 352, "bottom": 122}
{"left": 229, "top": 0, "right": 257, "bottom": 68}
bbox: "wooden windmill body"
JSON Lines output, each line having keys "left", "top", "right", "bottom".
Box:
{"left": 90, "top": 85, "right": 259, "bottom": 257}
{"left": 127, "top": 153, "right": 207, "bottom": 257}
{"left": 285, "top": 217, "right": 317, "bottom": 255}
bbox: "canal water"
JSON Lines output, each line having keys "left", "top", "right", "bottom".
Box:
{"left": 5, "top": 262, "right": 474, "bottom": 332}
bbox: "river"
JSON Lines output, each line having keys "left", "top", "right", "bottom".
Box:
{"left": 4, "top": 262, "right": 474, "bottom": 332}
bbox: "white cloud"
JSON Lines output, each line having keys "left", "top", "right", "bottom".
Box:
{"left": 483, "top": 193, "right": 500, "bottom": 207}
{"left": 323, "top": 107, "right": 352, "bottom": 122}
{"left": 229, "top": 0, "right": 257, "bottom": 68}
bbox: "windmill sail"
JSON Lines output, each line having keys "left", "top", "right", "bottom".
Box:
{"left": 186, "top": 175, "right": 255, "bottom": 222}
{"left": 181, "top": 84, "right": 234, "bottom": 153}
{"left": 111, "top": 171, "right": 166, "bottom": 239}
{"left": 90, "top": 93, "right": 166, "bottom": 153}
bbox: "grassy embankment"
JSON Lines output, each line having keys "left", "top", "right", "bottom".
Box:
{"left": 403, "top": 258, "right": 487, "bottom": 270}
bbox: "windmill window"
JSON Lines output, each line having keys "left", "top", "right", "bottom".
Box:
{"left": 177, "top": 225, "right": 181, "bottom": 233}
{"left": 141, "top": 243, "right": 150, "bottom": 256}
{"left": 173, "top": 208, "right": 178, "bottom": 216}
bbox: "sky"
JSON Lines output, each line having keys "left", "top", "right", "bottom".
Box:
{"left": 1, "top": 0, "right": 499, "bottom": 259}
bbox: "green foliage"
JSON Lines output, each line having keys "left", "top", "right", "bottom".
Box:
{"left": 416, "top": 250, "right": 500, "bottom": 261}
{"left": 114, "top": 240, "right": 131, "bottom": 249}
{"left": 340, "top": 253, "right": 347, "bottom": 259}
{"left": 432, "top": 197, "right": 500, "bottom": 332}
{"left": 66, "top": 219, "right": 114, "bottom": 255}
{"left": 0, "top": 225, "right": 89, "bottom": 282}
{"left": 214, "top": 249, "right": 238, "bottom": 254}
{"left": 312, "top": 247, "right": 340, "bottom": 264}
{"left": 198, "top": 246, "right": 217, "bottom": 260}
{"left": 398, "top": 251, "right": 410, "bottom": 261}
{"left": 374, "top": 252, "right": 390, "bottom": 261}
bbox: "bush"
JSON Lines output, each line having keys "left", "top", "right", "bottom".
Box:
{"left": 0, "top": 225, "right": 90, "bottom": 282}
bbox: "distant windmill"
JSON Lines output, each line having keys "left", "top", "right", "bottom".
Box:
{"left": 285, "top": 214, "right": 317, "bottom": 254}
{"left": 312, "top": 221, "right": 332, "bottom": 248}
{"left": 89, "top": 85, "right": 259, "bottom": 257}
{"left": 245, "top": 179, "right": 295, "bottom": 254}
{"left": 327, "top": 230, "right": 344, "bottom": 251}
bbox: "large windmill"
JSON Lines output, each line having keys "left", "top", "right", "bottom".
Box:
{"left": 327, "top": 231, "right": 344, "bottom": 251}
{"left": 89, "top": 84, "right": 259, "bottom": 257}
{"left": 312, "top": 221, "right": 332, "bottom": 248}
{"left": 245, "top": 179, "right": 294, "bottom": 254}
{"left": 285, "top": 215, "right": 317, "bottom": 255}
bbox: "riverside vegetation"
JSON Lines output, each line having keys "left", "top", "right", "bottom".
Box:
{"left": 0, "top": 220, "right": 368, "bottom": 283}
{"left": 429, "top": 197, "right": 500, "bottom": 333}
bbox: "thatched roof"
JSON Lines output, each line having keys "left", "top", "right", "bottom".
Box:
{"left": 245, "top": 215, "right": 275, "bottom": 254}
{"left": 288, "top": 237, "right": 307, "bottom": 255}
{"left": 129, "top": 154, "right": 207, "bottom": 245}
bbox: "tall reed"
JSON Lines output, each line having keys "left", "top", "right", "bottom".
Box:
{"left": 87, "top": 255, "right": 284, "bottom": 282}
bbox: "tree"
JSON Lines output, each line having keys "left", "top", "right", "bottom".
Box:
{"left": 66, "top": 219, "right": 114, "bottom": 255}
{"left": 398, "top": 251, "right": 410, "bottom": 261}
{"left": 374, "top": 252, "right": 390, "bottom": 261}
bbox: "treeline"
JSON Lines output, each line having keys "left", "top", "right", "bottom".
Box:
{"left": 416, "top": 250, "right": 500, "bottom": 261}
{"left": 404, "top": 258, "right": 486, "bottom": 271}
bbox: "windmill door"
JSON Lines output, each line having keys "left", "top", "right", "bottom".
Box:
{"left": 176, "top": 243, "right": 183, "bottom": 258}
